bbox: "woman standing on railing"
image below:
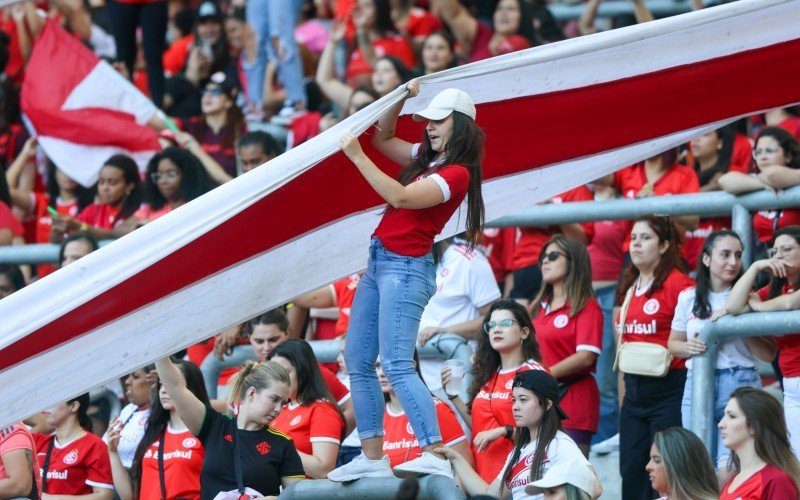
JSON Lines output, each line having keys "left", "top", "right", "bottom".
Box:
{"left": 441, "top": 299, "right": 546, "bottom": 483}
{"left": 725, "top": 225, "right": 800, "bottom": 460}
{"left": 616, "top": 216, "right": 694, "bottom": 500}
{"left": 668, "top": 230, "right": 775, "bottom": 472}
{"left": 531, "top": 235, "right": 602, "bottom": 457}
{"left": 718, "top": 387, "right": 800, "bottom": 499}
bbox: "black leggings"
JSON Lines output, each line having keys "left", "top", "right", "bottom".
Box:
{"left": 106, "top": 0, "right": 168, "bottom": 108}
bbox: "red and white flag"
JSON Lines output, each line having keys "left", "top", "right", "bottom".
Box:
{"left": 1, "top": 0, "right": 799, "bottom": 426}
{"left": 21, "top": 21, "right": 161, "bottom": 187}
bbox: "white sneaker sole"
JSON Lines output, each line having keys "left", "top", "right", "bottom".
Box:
{"left": 393, "top": 467, "right": 453, "bottom": 479}
{"left": 328, "top": 468, "right": 394, "bottom": 482}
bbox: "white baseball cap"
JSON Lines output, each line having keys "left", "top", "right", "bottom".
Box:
{"left": 525, "top": 460, "right": 597, "bottom": 496}
{"left": 412, "top": 88, "right": 476, "bottom": 122}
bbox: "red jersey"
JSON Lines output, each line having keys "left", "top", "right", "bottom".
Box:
{"left": 34, "top": 432, "right": 113, "bottom": 494}
{"left": 481, "top": 227, "right": 517, "bottom": 283}
{"left": 753, "top": 209, "right": 800, "bottom": 243}
{"left": 620, "top": 269, "right": 695, "bottom": 371}
{"left": 76, "top": 203, "right": 123, "bottom": 230}
{"left": 331, "top": 274, "right": 360, "bottom": 336}
{"left": 403, "top": 8, "right": 444, "bottom": 41}
{"left": 139, "top": 426, "right": 204, "bottom": 500}
{"left": 720, "top": 464, "right": 799, "bottom": 500}
{"left": 320, "top": 365, "right": 350, "bottom": 404}
{"left": 512, "top": 186, "right": 595, "bottom": 270}
{"left": 0, "top": 201, "right": 23, "bottom": 236}
{"left": 588, "top": 219, "right": 628, "bottom": 281}
{"left": 778, "top": 116, "right": 800, "bottom": 141}
{"left": 0, "top": 423, "right": 42, "bottom": 495}
{"left": 374, "top": 164, "right": 470, "bottom": 257}
{"left": 346, "top": 35, "right": 415, "bottom": 84}
{"left": 470, "top": 360, "right": 547, "bottom": 482}
{"left": 533, "top": 299, "right": 603, "bottom": 432}
{"left": 382, "top": 400, "right": 466, "bottom": 468}
{"left": 163, "top": 35, "right": 194, "bottom": 76}
{"left": 0, "top": 123, "right": 27, "bottom": 168}
{"left": 271, "top": 400, "right": 343, "bottom": 468}
{"left": 731, "top": 133, "right": 754, "bottom": 173}
{"left": 758, "top": 283, "right": 800, "bottom": 377}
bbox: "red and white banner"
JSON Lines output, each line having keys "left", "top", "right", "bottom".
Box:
{"left": 1, "top": 0, "right": 799, "bottom": 426}
{"left": 21, "top": 21, "right": 161, "bottom": 187}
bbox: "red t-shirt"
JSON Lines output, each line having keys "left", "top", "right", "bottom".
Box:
{"left": 0, "top": 423, "right": 42, "bottom": 495}
{"left": 758, "top": 283, "right": 800, "bottom": 377}
{"left": 753, "top": 209, "right": 800, "bottom": 243}
{"left": 383, "top": 400, "right": 466, "bottom": 468}
{"left": 403, "top": 8, "right": 444, "bottom": 41}
{"left": 346, "top": 35, "right": 415, "bottom": 84}
{"left": 320, "top": 365, "right": 351, "bottom": 405}
{"left": 778, "top": 116, "right": 800, "bottom": 141}
{"left": 533, "top": 299, "right": 603, "bottom": 432}
{"left": 76, "top": 203, "right": 123, "bottom": 230}
{"left": 34, "top": 432, "right": 113, "bottom": 494}
{"left": 331, "top": 274, "right": 360, "bottom": 336}
{"left": 139, "top": 426, "right": 203, "bottom": 500}
{"left": 470, "top": 360, "right": 547, "bottom": 482}
{"left": 588, "top": 219, "right": 628, "bottom": 281}
{"left": 720, "top": 464, "right": 799, "bottom": 500}
{"left": 0, "top": 201, "right": 23, "bottom": 236}
{"left": 620, "top": 269, "right": 695, "bottom": 371}
{"left": 0, "top": 123, "right": 28, "bottom": 168}
{"left": 481, "top": 227, "right": 517, "bottom": 283}
{"left": 731, "top": 133, "right": 754, "bottom": 173}
{"left": 512, "top": 186, "right": 595, "bottom": 270}
{"left": 270, "top": 400, "right": 343, "bottom": 467}
{"left": 163, "top": 34, "right": 194, "bottom": 76}
{"left": 469, "top": 22, "right": 494, "bottom": 62}
{"left": 374, "top": 164, "right": 470, "bottom": 257}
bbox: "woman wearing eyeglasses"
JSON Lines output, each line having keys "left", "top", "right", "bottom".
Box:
{"left": 442, "top": 299, "right": 546, "bottom": 482}
{"left": 725, "top": 225, "right": 800, "bottom": 461}
{"left": 531, "top": 235, "right": 603, "bottom": 457}
{"left": 617, "top": 216, "right": 694, "bottom": 500}
{"left": 135, "top": 147, "right": 213, "bottom": 222}
{"left": 719, "top": 127, "right": 800, "bottom": 247}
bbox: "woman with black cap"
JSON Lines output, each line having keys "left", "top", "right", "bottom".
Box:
{"left": 435, "top": 370, "right": 600, "bottom": 499}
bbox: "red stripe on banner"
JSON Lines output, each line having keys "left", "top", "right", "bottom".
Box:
{"left": 2, "top": 37, "right": 800, "bottom": 371}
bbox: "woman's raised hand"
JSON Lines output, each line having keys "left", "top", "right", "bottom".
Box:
{"left": 406, "top": 79, "right": 420, "bottom": 98}
{"left": 338, "top": 133, "right": 364, "bottom": 161}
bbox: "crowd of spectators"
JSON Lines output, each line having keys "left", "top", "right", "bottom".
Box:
{"left": 1, "top": 0, "right": 800, "bottom": 499}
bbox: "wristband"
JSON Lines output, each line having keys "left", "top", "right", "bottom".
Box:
{"left": 504, "top": 425, "right": 514, "bottom": 439}
{"left": 80, "top": 222, "right": 89, "bottom": 232}
{"left": 447, "top": 393, "right": 459, "bottom": 400}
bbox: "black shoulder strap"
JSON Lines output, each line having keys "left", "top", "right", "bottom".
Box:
{"left": 41, "top": 436, "right": 56, "bottom": 492}
{"left": 158, "top": 427, "right": 167, "bottom": 500}
{"left": 232, "top": 425, "right": 245, "bottom": 499}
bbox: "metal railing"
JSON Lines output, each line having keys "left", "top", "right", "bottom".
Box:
{"left": 690, "top": 311, "right": 800, "bottom": 450}
{"left": 279, "top": 475, "right": 465, "bottom": 499}
{"left": 550, "top": 0, "right": 693, "bottom": 21}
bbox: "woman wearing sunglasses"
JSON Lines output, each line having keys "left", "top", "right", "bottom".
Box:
{"left": 135, "top": 147, "right": 213, "bottom": 222}
{"left": 531, "top": 235, "right": 603, "bottom": 457}
{"left": 443, "top": 299, "right": 546, "bottom": 483}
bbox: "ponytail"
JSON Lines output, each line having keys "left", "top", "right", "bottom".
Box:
{"left": 229, "top": 360, "right": 290, "bottom": 407}
{"left": 66, "top": 393, "right": 93, "bottom": 432}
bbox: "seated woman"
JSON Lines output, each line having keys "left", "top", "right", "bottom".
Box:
{"left": 436, "top": 370, "right": 600, "bottom": 499}
{"left": 135, "top": 147, "right": 213, "bottom": 222}
{"left": 35, "top": 394, "right": 114, "bottom": 498}
{"left": 268, "top": 339, "right": 345, "bottom": 479}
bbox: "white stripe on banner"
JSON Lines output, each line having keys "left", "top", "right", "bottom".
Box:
{"left": 0, "top": 0, "right": 798, "bottom": 425}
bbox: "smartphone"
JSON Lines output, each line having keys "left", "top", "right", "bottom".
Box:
{"left": 46, "top": 206, "right": 60, "bottom": 218}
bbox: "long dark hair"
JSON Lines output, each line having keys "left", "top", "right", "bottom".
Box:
{"left": 0, "top": 164, "right": 11, "bottom": 207}
{"left": 755, "top": 126, "right": 800, "bottom": 168}
{"left": 46, "top": 161, "right": 94, "bottom": 212}
{"left": 420, "top": 30, "right": 456, "bottom": 72}
{"left": 468, "top": 299, "right": 542, "bottom": 403}
{"left": 375, "top": 55, "right": 411, "bottom": 85}
{"left": 195, "top": 100, "right": 244, "bottom": 153}
{"left": 617, "top": 216, "right": 688, "bottom": 305}
{"left": 268, "top": 339, "right": 339, "bottom": 409}
{"left": 0, "top": 264, "right": 24, "bottom": 293}
{"left": 531, "top": 235, "right": 595, "bottom": 318}
{"left": 130, "top": 360, "right": 209, "bottom": 494}
{"left": 653, "top": 427, "right": 719, "bottom": 500}
{"left": 495, "top": 0, "right": 537, "bottom": 45}
{"left": 65, "top": 393, "right": 93, "bottom": 432}
{"left": 767, "top": 226, "right": 800, "bottom": 299}
{"left": 728, "top": 387, "right": 800, "bottom": 493}
{"left": 102, "top": 154, "right": 144, "bottom": 222}
{"left": 370, "top": 0, "right": 397, "bottom": 37}
{"left": 400, "top": 112, "right": 485, "bottom": 248}
{"left": 693, "top": 126, "right": 734, "bottom": 187}
{"left": 500, "top": 390, "right": 563, "bottom": 488}
{"left": 57, "top": 232, "right": 99, "bottom": 268}
{"left": 692, "top": 230, "right": 743, "bottom": 319}
{"left": 144, "top": 147, "right": 212, "bottom": 211}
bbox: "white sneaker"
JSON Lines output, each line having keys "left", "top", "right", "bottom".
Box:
{"left": 393, "top": 451, "right": 454, "bottom": 479}
{"left": 591, "top": 433, "right": 620, "bottom": 455}
{"left": 327, "top": 453, "right": 393, "bottom": 482}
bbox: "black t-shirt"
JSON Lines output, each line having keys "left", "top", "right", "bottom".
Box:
{"left": 196, "top": 407, "right": 304, "bottom": 499}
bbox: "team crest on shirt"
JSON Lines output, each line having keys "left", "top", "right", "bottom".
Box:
{"left": 62, "top": 450, "right": 78, "bottom": 464}
{"left": 553, "top": 314, "right": 569, "bottom": 329}
{"left": 290, "top": 416, "right": 302, "bottom": 426}
{"left": 406, "top": 423, "right": 414, "bottom": 435}
{"left": 643, "top": 299, "right": 660, "bottom": 315}
{"left": 256, "top": 442, "right": 271, "bottom": 455}
{"left": 224, "top": 434, "right": 232, "bottom": 442}
{"left": 505, "top": 379, "right": 514, "bottom": 390}
{"left": 182, "top": 437, "right": 197, "bottom": 448}
{"left": 525, "top": 454, "right": 534, "bottom": 466}
{"left": 440, "top": 268, "right": 450, "bottom": 278}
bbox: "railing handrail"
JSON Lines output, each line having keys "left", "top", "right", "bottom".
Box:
{"left": 550, "top": 0, "right": 692, "bottom": 21}
{"left": 690, "top": 311, "right": 800, "bottom": 450}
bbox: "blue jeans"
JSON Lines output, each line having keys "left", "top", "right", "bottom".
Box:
{"left": 681, "top": 366, "right": 760, "bottom": 467}
{"left": 244, "top": 0, "right": 305, "bottom": 106}
{"left": 592, "top": 284, "right": 619, "bottom": 443}
{"left": 345, "top": 238, "right": 441, "bottom": 447}
{"left": 200, "top": 344, "right": 258, "bottom": 399}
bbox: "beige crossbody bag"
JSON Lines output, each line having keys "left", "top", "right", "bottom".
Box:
{"left": 613, "top": 286, "right": 673, "bottom": 377}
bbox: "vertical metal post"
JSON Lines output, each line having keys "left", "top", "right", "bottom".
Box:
{"left": 731, "top": 204, "right": 753, "bottom": 267}
{"left": 690, "top": 329, "right": 720, "bottom": 450}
